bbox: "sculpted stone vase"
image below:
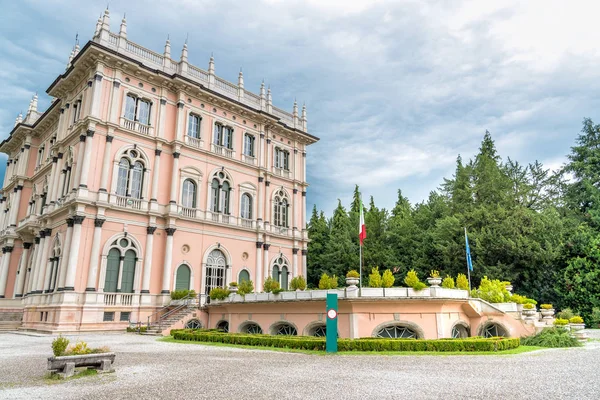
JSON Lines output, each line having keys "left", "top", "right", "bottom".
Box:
{"left": 426, "top": 277, "right": 442, "bottom": 287}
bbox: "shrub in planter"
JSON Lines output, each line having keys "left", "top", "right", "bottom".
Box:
{"left": 470, "top": 276, "right": 511, "bottom": 303}
{"left": 209, "top": 287, "right": 231, "bottom": 300}
{"left": 290, "top": 275, "right": 307, "bottom": 291}
{"left": 556, "top": 308, "right": 574, "bottom": 320}
{"left": 263, "top": 277, "right": 280, "bottom": 293}
{"left": 430, "top": 270, "right": 440, "bottom": 278}
{"left": 382, "top": 269, "right": 395, "bottom": 288}
{"left": 553, "top": 318, "right": 569, "bottom": 326}
{"left": 238, "top": 279, "right": 254, "bottom": 296}
{"left": 346, "top": 270, "right": 360, "bottom": 279}
{"left": 368, "top": 267, "right": 382, "bottom": 288}
{"left": 52, "top": 336, "right": 69, "bottom": 357}
{"left": 441, "top": 276, "right": 455, "bottom": 289}
{"left": 65, "top": 341, "right": 92, "bottom": 356}
{"left": 318, "top": 273, "right": 338, "bottom": 289}
{"left": 171, "top": 289, "right": 197, "bottom": 300}
{"left": 229, "top": 282, "right": 238, "bottom": 287}
{"left": 521, "top": 327, "right": 581, "bottom": 348}
{"left": 456, "top": 273, "right": 469, "bottom": 291}
{"left": 404, "top": 269, "right": 427, "bottom": 291}
{"left": 569, "top": 316, "right": 584, "bottom": 324}
{"left": 540, "top": 304, "right": 553, "bottom": 310}
{"left": 523, "top": 303, "right": 535, "bottom": 310}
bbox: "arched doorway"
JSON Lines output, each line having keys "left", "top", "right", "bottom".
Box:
{"left": 204, "top": 249, "right": 226, "bottom": 295}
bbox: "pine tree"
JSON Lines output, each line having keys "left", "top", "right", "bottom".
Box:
{"left": 307, "top": 205, "right": 329, "bottom": 287}
{"left": 322, "top": 200, "right": 358, "bottom": 280}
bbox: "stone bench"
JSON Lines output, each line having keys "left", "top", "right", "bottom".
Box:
{"left": 47, "top": 353, "right": 116, "bottom": 378}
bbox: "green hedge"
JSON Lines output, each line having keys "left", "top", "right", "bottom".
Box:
{"left": 170, "top": 329, "right": 519, "bottom": 352}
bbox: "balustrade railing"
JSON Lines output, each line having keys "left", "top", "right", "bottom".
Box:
{"left": 211, "top": 143, "right": 234, "bottom": 158}
{"left": 242, "top": 154, "right": 257, "bottom": 166}
{"left": 179, "top": 206, "right": 197, "bottom": 219}
{"left": 185, "top": 135, "right": 203, "bottom": 149}
{"left": 114, "top": 194, "right": 143, "bottom": 210}
{"left": 274, "top": 167, "right": 291, "bottom": 178}
{"left": 103, "top": 293, "right": 133, "bottom": 306}
{"left": 120, "top": 117, "right": 153, "bottom": 136}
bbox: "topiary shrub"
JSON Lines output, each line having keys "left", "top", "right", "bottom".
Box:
{"left": 329, "top": 275, "right": 339, "bottom": 289}
{"left": 441, "top": 276, "right": 455, "bottom": 289}
{"left": 238, "top": 279, "right": 254, "bottom": 296}
{"left": 263, "top": 277, "right": 280, "bottom": 293}
{"left": 553, "top": 318, "right": 569, "bottom": 326}
{"left": 346, "top": 270, "right": 360, "bottom": 278}
{"left": 171, "top": 289, "right": 197, "bottom": 300}
{"left": 318, "top": 273, "right": 339, "bottom": 289}
{"left": 521, "top": 327, "right": 581, "bottom": 348}
{"left": 381, "top": 270, "right": 395, "bottom": 288}
{"left": 569, "top": 316, "right": 584, "bottom": 324}
{"left": 209, "top": 287, "right": 230, "bottom": 300}
{"left": 52, "top": 335, "right": 69, "bottom": 357}
{"left": 456, "top": 273, "right": 469, "bottom": 290}
{"left": 556, "top": 308, "right": 574, "bottom": 320}
{"left": 404, "top": 269, "right": 427, "bottom": 291}
{"left": 65, "top": 341, "right": 92, "bottom": 356}
{"left": 470, "top": 276, "right": 512, "bottom": 303}
{"left": 368, "top": 267, "right": 382, "bottom": 288}
{"left": 290, "top": 275, "right": 307, "bottom": 291}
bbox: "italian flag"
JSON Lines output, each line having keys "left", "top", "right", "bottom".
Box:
{"left": 359, "top": 198, "right": 366, "bottom": 246}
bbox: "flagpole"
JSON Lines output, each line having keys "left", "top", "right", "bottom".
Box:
{"left": 359, "top": 242, "right": 363, "bottom": 292}
{"left": 465, "top": 227, "right": 472, "bottom": 292}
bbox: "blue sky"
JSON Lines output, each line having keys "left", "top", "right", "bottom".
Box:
{"left": 1, "top": 0, "right": 599, "bottom": 215}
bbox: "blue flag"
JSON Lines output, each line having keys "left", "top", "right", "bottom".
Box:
{"left": 465, "top": 228, "right": 473, "bottom": 271}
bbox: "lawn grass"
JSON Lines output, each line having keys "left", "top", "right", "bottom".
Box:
{"left": 158, "top": 336, "right": 544, "bottom": 356}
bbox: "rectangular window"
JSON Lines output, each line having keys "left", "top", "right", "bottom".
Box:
{"left": 244, "top": 134, "right": 255, "bottom": 156}
{"left": 125, "top": 95, "right": 137, "bottom": 120}
{"left": 120, "top": 312, "right": 131, "bottom": 322}
{"left": 283, "top": 151, "right": 289, "bottom": 170}
{"left": 223, "top": 127, "right": 233, "bottom": 149}
{"left": 71, "top": 103, "right": 78, "bottom": 125}
{"left": 103, "top": 312, "right": 115, "bottom": 322}
{"left": 188, "top": 114, "right": 201, "bottom": 139}
{"left": 213, "top": 124, "right": 222, "bottom": 145}
{"left": 138, "top": 100, "right": 151, "bottom": 125}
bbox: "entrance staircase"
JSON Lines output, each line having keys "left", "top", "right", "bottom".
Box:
{"left": 0, "top": 311, "right": 23, "bottom": 331}
{"left": 144, "top": 293, "right": 200, "bottom": 336}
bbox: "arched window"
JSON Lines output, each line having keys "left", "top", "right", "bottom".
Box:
{"left": 205, "top": 249, "right": 226, "bottom": 296}
{"left": 185, "top": 319, "right": 202, "bottom": 329}
{"left": 238, "top": 269, "right": 250, "bottom": 284}
{"left": 482, "top": 323, "right": 507, "bottom": 338}
{"left": 115, "top": 149, "right": 146, "bottom": 199}
{"left": 241, "top": 322, "right": 262, "bottom": 334}
{"left": 376, "top": 325, "right": 417, "bottom": 339}
{"left": 175, "top": 264, "right": 191, "bottom": 291}
{"left": 188, "top": 114, "right": 201, "bottom": 139}
{"left": 210, "top": 171, "right": 232, "bottom": 214}
{"left": 309, "top": 324, "right": 327, "bottom": 337}
{"left": 182, "top": 179, "right": 197, "bottom": 208}
{"left": 452, "top": 324, "right": 470, "bottom": 339}
{"left": 272, "top": 322, "right": 297, "bottom": 336}
{"left": 216, "top": 320, "right": 229, "bottom": 332}
{"left": 273, "top": 190, "right": 290, "bottom": 228}
{"left": 271, "top": 256, "right": 289, "bottom": 289}
{"left": 241, "top": 193, "right": 252, "bottom": 220}
{"left": 103, "top": 236, "right": 139, "bottom": 293}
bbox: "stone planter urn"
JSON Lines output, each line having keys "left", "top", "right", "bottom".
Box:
{"left": 522, "top": 309, "right": 537, "bottom": 320}
{"left": 541, "top": 309, "right": 555, "bottom": 319}
{"left": 426, "top": 277, "right": 442, "bottom": 287}
{"left": 505, "top": 284, "right": 513, "bottom": 293}
{"left": 229, "top": 286, "right": 238, "bottom": 294}
{"left": 570, "top": 323, "right": 585, "bottom": 332}
{"left": 345, "top": 277, "right": 359, "bottom": 287}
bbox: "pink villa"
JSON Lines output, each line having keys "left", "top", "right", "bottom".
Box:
{"left": 0, "top": 10, "right": 545, "bottom": 340}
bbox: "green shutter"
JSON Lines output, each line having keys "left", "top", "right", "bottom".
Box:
{"left": 121, "top": 250, "right": 136, "bottom": 293}
{"left": 104, "top": 248, "right": 120, "bottom": 292}
{"left": 175, "top": 265, "right": 191, "bottom": 291}
{"left": 281, "top": 266, "right": 288, "bottom": 289}
{"left": 239, "top": 270, "right": 250, "bottom": 283}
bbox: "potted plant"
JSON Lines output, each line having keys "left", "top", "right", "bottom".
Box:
{"left": 540, "top": 304, "right": 555, "bottom": 318}
{"left": 290, "top": 275, "right": 307, "bottom": 291}
{"left": 229, "top": 282, "right": 238, "bottom": 294}
{"left": 346, "top": 270, "right": 360, "bottom": 287}
{"left": 426, "top": 270, "right": 442, "bottom": 287}
{"left": 569, "top": 316, "right": 585, "bottom": 331}
{"left": 521, "top": 302, "right": 537, "bottom": 319}
{"left": 553, "top": 318, "right": 570, "bottom": 330}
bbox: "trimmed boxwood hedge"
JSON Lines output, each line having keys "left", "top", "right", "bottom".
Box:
{"left": 170, "top": 329, "right": 519, "bottom": 352}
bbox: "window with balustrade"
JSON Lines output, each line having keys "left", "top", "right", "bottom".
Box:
{"left": 188, "top": 114, "right": 201, "bottom": 139}
{"left": 124, "top": 94, "right": 152, "bottom": 125}
{"left": 103, "top": 236, "right": 139, "bottom": 293}
{"left": 210, "top": 171, "right": 232, "bottom": 215}
{"left": 240, "top": 193, "right": 252, "bottom": 220}
{"left": 213, "top": 123, "right": 233, "bottom": 149}
{"left": 115, "top": 149, "right": 146, "bottom": 199}
{"left": 273, "top": 189, "right": 289, "bottom": 228}
{"left": 271, "top": 256, "right": 289, "bottom": 289}
{"left": 181, "top": 179, "right": 197, "bottom": 209}
{"left": 274, "top": 147, "right": 290, "bottom": 170}
{"left": 243, "top": 133, "right": 255, "bottom": 157}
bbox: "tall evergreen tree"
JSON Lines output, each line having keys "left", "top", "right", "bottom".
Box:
{"left": 307, "top": 206, "right": 329, "bottom": 287}
{"left": 322, "top": 200, "right": 358, "bottom": 282}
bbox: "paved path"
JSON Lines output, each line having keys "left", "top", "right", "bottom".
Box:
{"left": 1, "top": 331, "right": 599, "bottom": 399}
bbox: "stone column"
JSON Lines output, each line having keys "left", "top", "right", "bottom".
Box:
{"left": 64, "top": 216, "right": 85, "bottom": 291}
{"left": 259, "top": 132, "right": 265, "bottom": 169}
{"left": 302, "top": 191, "right": 307, "bottom": 232}
{"left": 24, "top": 239, "right": 39, "bottom": 294}
{"left": 264, "top": 180, "right": 271, "bottom": 231}
{"left": 141, "top": 226, "right": 156, "bottom": 293}
{"left": 72, "top": 135, "right": 87, "bottom": 192}
{"left": 98, "top": 133, "right": 114, "bottom": 196}
{"left": 175, "top": 101, "right": 185, "bottom": 142}
{"left": 150, "top": 149, "right": 161, "bottom": 204}
{"left": 108, "top": 81, "right": 121, "bottom": 124}
{"left": 21, "top": 142, "right": 31, "bottom": 176}
{"left": 292, "top": 248, "right": 299, "bottom": 277}
{"left": 302, "top": 151, "right": 307, "bottom": 183}
{"left": 90, "top": 73, "right": 104, "bottom": 119}
{"left": 34, "top": 230, "right": 52, "bottom": 294}
{"left": 263, "top": 243, "right": 270, "bottom": 283}
{"left": 266, "top": 138, "right": 272, "bottom": 170}
{"left": 257, "top": 177, "right": 264, "bottom": 223}
{"left": 85, "top": 218, "right": 105, "bottom": 291}
{"left": 78, "top": 129, "right": 95, "bottom": 189}
{"left": 302, "top": 249, "right": 308, "bottom": 281}
{"left": 15, "top": 242, "right": 32, "bottom": 297}
{"left": 255, "top": 241, "right": 263, "bottom": 289}
{"left": 0, "top": 246, "right": 14, "bottom": 298}
{"left": 3, "top": 160, "right": 11, "bottom": 188}
{"left": 57, "top": 219, "right": 74, "bottom": 290}
{"left": 292, "top": 188, "right": 298, "bottom": 231}
{"left": 42, "top": 251, "right": 55, "bottom": 293}
{"left": 157, "top": 98, "right": 167, "bottom": 138}
{"left": 9, "top": 186, "right": 23, "bottom": 227}
{"left": 27, "top": 236, "right": 41, "bottom": 294}
{"left": 169, "top": 151, "right": 180, "bottom": 205}
{"left": 48, "top": 153, "right": 63, "bottom": 204}
{"left": 161, "top": 228, "right": 176, "bottom": 294}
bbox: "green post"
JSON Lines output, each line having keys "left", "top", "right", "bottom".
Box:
{"left": 326, "top": 293, "right": 338, "bottom": 353}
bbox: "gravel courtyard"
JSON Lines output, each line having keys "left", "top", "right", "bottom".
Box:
{"left": 1, "top": 331, "right": 599, "bottom": 400}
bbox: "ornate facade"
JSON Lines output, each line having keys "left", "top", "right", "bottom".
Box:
{"left": 0, "top": 9, "right": 318, "bottom": 331}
